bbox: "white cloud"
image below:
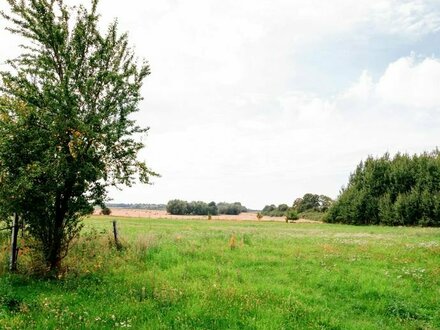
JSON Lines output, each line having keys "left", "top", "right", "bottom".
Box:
{"left": 341, "top": 70, "right": 374, "bottom": 100}
{"left": 376, "top": 55, "right": 440, "bottom": 108}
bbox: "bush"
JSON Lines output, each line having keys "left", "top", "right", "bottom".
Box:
{"left": 285, "top": 209, "right": 299, "bottom": 221}
{"left": 326, "top": 150, "right": 440, "bottom": 226}
{"left": 101, "top": 207, "right": 111, "bottom": 216}
{"left": 298, "top": 210, "right": 326, "bottom": 221}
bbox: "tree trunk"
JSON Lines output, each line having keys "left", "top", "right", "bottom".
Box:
{"left": 9, "top": 214, "right": 19, "bottom": 272}
{"left": 47, "top": 179, "right": 74, "bottom": 272}
{"left": 47, "top": 231, "right": 62, "bottom": 271}
{"left": 47, "top": 225, "right": 64, "bottom": 272}
{"left": 46, "top": 192, "right": 65, "bottom": 272}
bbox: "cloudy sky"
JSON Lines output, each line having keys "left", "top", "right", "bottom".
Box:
{"left": 1, "top": 0, "right": 440, "bottom": 209}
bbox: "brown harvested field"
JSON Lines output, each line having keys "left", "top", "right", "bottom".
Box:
{"left": 93, "top": 208, "right": 320, "bottom": 223}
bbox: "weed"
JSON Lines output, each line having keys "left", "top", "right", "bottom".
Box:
{"left": 228, "top": 234, "right": 237, "bottom": 250}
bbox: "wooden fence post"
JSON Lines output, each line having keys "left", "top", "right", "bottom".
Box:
{"left": 113, "top": 220, "right": 121, "bottom": 250}
{"left": 9, "top": 214, "right": 19, "bottom": 272}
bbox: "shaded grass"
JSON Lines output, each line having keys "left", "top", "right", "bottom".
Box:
{"left": 1, "top": 217, "right": 440, "bottom": 329}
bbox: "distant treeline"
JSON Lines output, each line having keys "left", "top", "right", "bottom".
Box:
{"left": 108, "top": 203, "right": 166, "bottom": 210}
{"left": 166, "top": 200, "right": 247, "bottom": 215}
{"left": 262, "top": 193, "right": 333, "bottom": 217}
{"left": 326, "top": 150, "right": 440, "bottom": 226}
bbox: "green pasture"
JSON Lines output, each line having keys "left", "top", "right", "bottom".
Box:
{"left": 1, "top": 216, "right": 439, "bottom": 329}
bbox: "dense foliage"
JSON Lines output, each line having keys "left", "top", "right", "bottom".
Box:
{"left": 166, "top": 200, "right": 246, "bottom": 216}
{"left": 262, "top": 194, "right": 332, "bottom": 218}
{"left": 217, "top": 202, "right": 247, "bottom": 215}
{"left": 261, "top": 204, "right": 289, "bottom": 217}
{"left": 326, "top": 150, "right": 440, "bottom": 226}
{"left": 0, "top": 0, "right": 156, "bottom": 271}
{"left": 285, "top": 208, "right": 299, "bottom": 221}
{"left": 293, "top": 194, "right": 333, "bottom": 213}
{"left": 166, "top": 200, "right": 218, "bottom": 216}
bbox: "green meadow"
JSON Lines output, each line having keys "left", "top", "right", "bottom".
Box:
{"left": 1, "top": 216, "right": 440, "bottom": 329}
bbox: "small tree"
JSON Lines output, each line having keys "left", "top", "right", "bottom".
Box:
{"left": 0, "top": 0, "right": 157, "bottom": 271}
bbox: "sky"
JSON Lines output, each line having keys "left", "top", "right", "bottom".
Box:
{"left": 1, "top": 0, "right": 440, "bottom": 209}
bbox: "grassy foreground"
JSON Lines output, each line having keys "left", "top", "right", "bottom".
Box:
{"left": 1, "top": 217, "right": 440, "bottom": 329}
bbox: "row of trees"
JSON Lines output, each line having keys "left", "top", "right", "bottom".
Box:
{"left": 166, "top": 200, "right": 246, "bottom": 216}
{"left": 108, "top": 203, "right": 166, "bottom": 210}
{"left": 261, "top": 204, "right": 289, "bottom": 217}
{"left": 326, "top": 150, "right": 440, "bottom": 226}
{"left": 218, "top": 202, "right": 247, "bottom": 215}
{"left": 261, "top": 194, "right": 334, "bottom": 217}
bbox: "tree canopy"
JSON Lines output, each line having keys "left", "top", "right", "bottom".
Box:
{"left": 0, "top": 0, "right": 157, "bottom": 270}
{"left": 261, "top": 204, "right": 287, "bottom": 217}
{"left": 292, "top": 194, "right": 333, "bottom": 213}
{"left": 326, "top": 150, "right": 440, "bottom": 226}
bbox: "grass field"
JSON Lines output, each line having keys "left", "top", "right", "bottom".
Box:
{"left": 1, "top": 216, "right": 440, "bottom": 329}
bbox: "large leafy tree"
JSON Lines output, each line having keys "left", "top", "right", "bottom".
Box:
{"left": 292, "top": 193, "right": 333, "bottom": 213}
{"left": 0, "top": 0, "right": 157, "bottom": 271}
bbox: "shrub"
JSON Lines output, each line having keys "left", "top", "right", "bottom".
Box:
{"left": 298, "top": 210, "right": 326, "bottom": 221}
{"left": 286, "top": 209, "right": 299, "bottom": 221}
{"left": 101, "top": 207, "right": 111, "bottom": 216}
